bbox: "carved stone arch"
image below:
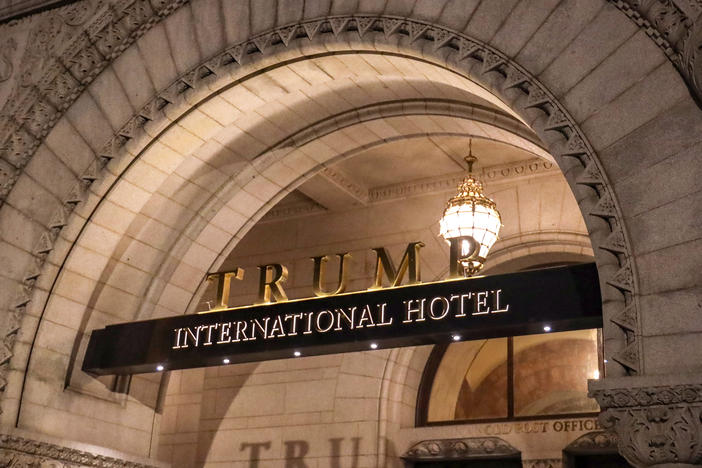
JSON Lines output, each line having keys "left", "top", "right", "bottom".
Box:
{"left": 0, "top": 0, "right": 188, "bottom": 199}
{"left": 4, "top": 15, "right": 643, "bottom": 412}
{"left": 610, "top": 0, "right": 702, "bottom": 106}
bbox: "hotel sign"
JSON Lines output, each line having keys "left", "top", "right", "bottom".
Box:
{"left": 83, "top": 262, "right": 601, "bottom": 375}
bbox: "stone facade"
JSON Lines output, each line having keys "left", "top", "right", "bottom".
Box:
{"left": 0, "top": 0, "right": 699, "bottom": 467}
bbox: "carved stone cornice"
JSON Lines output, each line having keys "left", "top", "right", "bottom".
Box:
{"left": 564, "top": 431, "right": 618, "bottom": 454}
{"left": 401, "top": 437, "right": 519, "bottom": 461}
{"left": 609, "top": 0, "right": 702, "bottom": 105}
{"left": 261, "top": 158, "right": 557, "bottom": 222}
{"left": 592, "top": 382, "right": 702, "bottom": 408}
{"left": 369, "top": 158, "right": 556, "bottom": 203}
{"left": 0, "top": 434, "right": 157, "bottom": 467}
{"left": 320, "top": 167, "right": 369, "bottom": 205}
{"left": 260, "top": 199, "right": 326, "bottom": 222}
{"left": 590, "top": 376, "right": 702, "bottom": 466}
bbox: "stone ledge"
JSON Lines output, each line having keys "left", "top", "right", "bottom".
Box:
{"left": 589, "top": 373, "right": 702, "bottom": 408}
{"left": 0, "top": 428, "right": 167, "bottom": 468}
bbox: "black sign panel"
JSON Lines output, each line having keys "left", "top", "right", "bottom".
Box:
{"left": 83, "top": 263, "right": 601, "bottom": 375}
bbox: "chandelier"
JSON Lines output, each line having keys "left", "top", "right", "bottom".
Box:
{"left": 439, "top": 142, "right": 502, "bottom": 277}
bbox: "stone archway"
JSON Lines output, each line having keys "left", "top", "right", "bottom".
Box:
{"left": 11, "top": 11, "right": 636, "bottom": 403}
{"left": 0, "top": 1, "right": 699, "bottom": 467}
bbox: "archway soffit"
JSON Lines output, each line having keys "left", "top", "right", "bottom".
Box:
{"left": 122, "top": 97, "right": 550, "bottom": 322}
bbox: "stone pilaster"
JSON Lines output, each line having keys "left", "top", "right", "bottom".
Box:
{"left": 590, "top": 375, "right": 702, "bottom": 467}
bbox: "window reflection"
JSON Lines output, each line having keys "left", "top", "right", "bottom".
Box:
{"left": 513, "top": 329, "right": 599, "bottom": 416}
{"left": 425, "top": 329, "right": 600, "bottom": 424}
{"left": 427, "top": 338, "right": 508, "bottom": 422}
{"left": 455, "top": 338, "right": 508, "bottom": 420}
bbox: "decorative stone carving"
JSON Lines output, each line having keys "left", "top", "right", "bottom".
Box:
{"left": 260, "top": 200, "right": 327, "bottom": 223}
{"left": 0, "top": 434, "right": 156, "bottom": 467}
{"left": 0, "top": 0, "right": 187, "bottom": 403}
{"left": 522, "top": 460, "right": 562, "bottom": 468}
{"left": 263, "top": 156, "right": 559, "bottom": 223}
{"left": 320, "top": 167, "right": 369, "bottom": 204}
{"left": 610, "top": 0, "right": 702, "bottom": 105}
{"left": 565, "top": 431, "right": 618, "bottom": 453}
{"left": 60, "top": 1, "right": 100, "bottom": 26}
{"left": 590, "top": 377, "right": 702, "bottom": 466}
{"left": 0, "top": 0, "right": 186, "bottom": 195}
{"left": 402, "top": 437, "right": 519, "bottom": 461}
{"left": 369, "top": 158, "right": 557, "bottom": 204}
{"left": 0, "top": 37, "right": 16, "bottom": 82}
{"left": 0, "top": 13, "right": 639, "bottom": 415}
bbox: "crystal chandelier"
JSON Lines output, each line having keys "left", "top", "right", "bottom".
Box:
{"left": 439, "top": 142, "right": 502, "bottom": 277}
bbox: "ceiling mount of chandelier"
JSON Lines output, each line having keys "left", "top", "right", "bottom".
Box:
{"left": 439, "top": 140, "right": 503, "bottom": 277}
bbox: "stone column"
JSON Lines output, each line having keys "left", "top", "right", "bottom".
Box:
{"left": 589, "top": 375, "right": 702, "bottom": 467}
